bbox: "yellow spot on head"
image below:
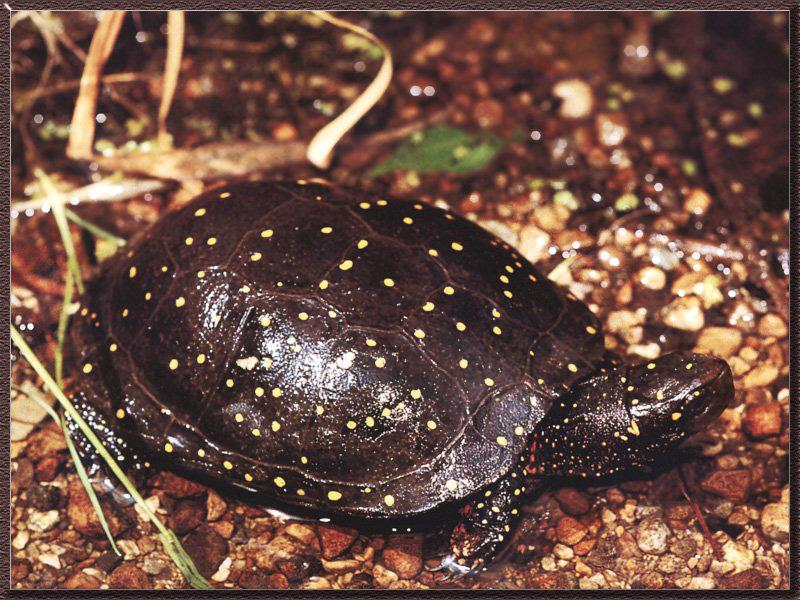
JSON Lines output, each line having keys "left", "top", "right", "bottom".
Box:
{"left": 328, "top": 490, "right": 342, "bottom": 501}
{"left": 223, "top": 460, "right": 233, "bottom": 470}
{"left": 383, "top": 278, "right": 395, "bottom": 287}
{"left": 384, "top": 494, "right": 395, "bottom": 507}
{"left": 274, "top": 477, "right": 286, "bottom": 488}
{"left": 261, "top": 229, "right": 274, "bottom": 238}
{"left": 339, "top": 260, "right": 353, "bottom": 271}
{"left": 320, "top": 226, "right": 333, "bottom": 234}
{"left": 82, "top": 363, "right": 93, "bottom": 374}
{"left": 169, "top": 359, "right": 179, "bottom": 370}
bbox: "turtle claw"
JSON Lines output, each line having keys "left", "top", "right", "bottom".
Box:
{"left": 434, "top": 554, "right": 480, "bottom": 581}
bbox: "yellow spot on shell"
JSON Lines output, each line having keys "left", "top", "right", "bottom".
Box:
{"left": 377, "top": 199, "right": 388, "bottom": 206}
{"left": 252, "top": 428, "right": 261, "bottom": 436}
{"left": 414, "top": 329, "right": 426, "bottom": 339}
{"left": 319, "top": 279, "right": 329, "bottom": 290}
{"left": 328, "top": 490, "right": 342, "bottom": 501}
{"left": 383, "top": 278, "right": 395, "bottom": 287}
{"left": 169, "top": 359, "right": 179, "bottom": 370}
{"left": 672, "top": 412, "right": 682, "bottom": 421}
{"left": 656, "top": 390, "right": 664, "bottom": 400}
{"left": 235, "top": 413, "right": 244, "bottom": 422}
{"left": 384, "top": 494, "right": 395, "bottom": 507}
{"left": 164, "top": 443, "right": 174, "bottom": 453}
{"left": 300, "top": 456, "right": 308, "bottom": 464}
{"left": 499, "top": 275, "right": 509, "bottom": 284}
{"left": 144, "top": 292, "right": 152, "bottom": 301}
{"left": 250, "top": 252, "right": 262, "bottom": 261}
{"left": 161, "top": 265, "right": 168, "bottom": 272}
{"left": 296, "top": 489, "right": 305, "bottom": 496}
{"left": 194, "top": 208, "right": 206, "bottom": 216}
{"left": 459, "top": 359, "right": 468, "bottom": 369}
{"left": 320, "top": 226, "right": 333, "bottom": 234}
{"left": 514, "top": 426, "right": 524, "bottom": 435}
{"left": 446, "top": 479, "right": 458, "bottom": 491}
{"left": 339, "top": 260, "right": 353, "bottom": 271}
{"left": 274, "top": 477, "right": 286, "bottom": 487}
{"left": 110, "top": 343, "right": 118, "bottom": 352}
{"left": 128, "top": 266, "right": 137, "bottom": 278}
{"left": 444, "top": 286, "right": 455, "bottom": 295}
{"left": 586, "top": 326, "right": 597, "bottom": 334}
{"left": 272, "top": 388, "right": 282, "bottom": 398}
{"left": 366, "top": 416, "right": 375, "bottom": 427}
{"left": 226, "top": 379, "right": 234, "bottom": 388}
{"left": 346, "top": 420, "right": 357, "bottom": 430}
{"left": 423, "top": 302, "right": 435, "bottom": 311}
{"left": 492, "top": 326, "right": 502, "bottom": 335}
{"left": 197, "top": 449, "right": 206, "bottom": 457}
{"left": 122, "top": 308, "right": 129, "bottom": 318}
{"left": 496, "top": 436, "right": 508, "bottom": 446}
{"left": 82, "top": 363, "right": 93, "bottom": 374}
{"left": 197, "top": 354, "right": 206, "bottom": 364}
{"left": 357, "top": 239, "right": 369, "bottom": 249}
{"left": 115, "top": 409, "right": 125, "bottom": 419}
{"left": 366, "top": 338, "right": 377, "bottom": 347}
{"left": 299, "top": 312, "right": 309, "bottom": 321}
{"left": 382, "top": 407, "right": 392, "bottom": 417}
{"left": 255, "top": 387, "right": 264, "bottom": 397}
{"left": 451, "top": 242, "right": 463, "bottom": 251}
{"left": 686, "top": 363, "right": 693, "bottom": 370}
{"left": 175, "top": 297, "right": 186, "bottom": 307}
{"left": 260, "top": 316, "right": 271, "bottom": 327}
{"left": 492, "top": 308, "right": 501, "bottom": 318}
{"left": 427, "top": 420, "right": 437, "bottom": 430}
{"left": 206, "top": 237, "right": 217, "bottom": 246}
{"left": 410, "top": 389, "right": 422, "bottom": 399}
{"left": 223, "top": 460, "right": 233, "bottom": 470}
{"left": 271, "top": 420, "right": 281, "bottom": 431}
{"left": 316, "top": 405, "right": 325, "bottom": 415}
{"left": 261, "top": 229, "right": 274, "bottom": 238}
{"left": 375, "top": 357, "right": 386, "bottom": 368}
{"left": 484, "top": 377, "right": 495, "bottom": 386}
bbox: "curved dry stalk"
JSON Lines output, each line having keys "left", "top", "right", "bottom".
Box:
{"left": 306, "top": 11, "right": 393, "bottom": 170}
{"left": 66, "top": 10, "right": 126, "bottom": 160}
{"left": 158, "top": 10, "right": 185, "bottom": 145}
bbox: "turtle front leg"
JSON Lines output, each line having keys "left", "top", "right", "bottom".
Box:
{"left": 442, "top": 465, "right": 528, "bottom": 574}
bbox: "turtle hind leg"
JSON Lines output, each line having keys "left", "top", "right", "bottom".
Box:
{"left": 441, "top": 465, "right": 528, "bottom": 575}
{"left": 64, "top": 390, "right": 149, "bottom": 506}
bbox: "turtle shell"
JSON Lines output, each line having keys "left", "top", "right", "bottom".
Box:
{"left": 71, "top": 181, "right": 606, "bottom": 518}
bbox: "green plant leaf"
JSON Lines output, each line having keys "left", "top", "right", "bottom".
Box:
{"left": 368, "top": 125, "right": 507, "bottom": 177}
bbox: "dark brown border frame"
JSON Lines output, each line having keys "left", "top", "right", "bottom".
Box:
{"left": 2, "top": 5, "right": 797, "bottom": 599}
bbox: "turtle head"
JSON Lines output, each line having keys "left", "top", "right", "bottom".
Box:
{"left": 625, "top": 352, "right": 733, "bottom": 444}
{"left": 530, "top": 352, "right": 733, "bottom": 479}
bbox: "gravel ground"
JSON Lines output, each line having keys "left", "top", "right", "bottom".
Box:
{"left": 10, "top": 11, "right": 789, "bottom": 590}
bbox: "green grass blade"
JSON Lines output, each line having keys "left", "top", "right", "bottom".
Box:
{"left": 54, "top": 269, "right": 74, "bottom": 387}
{"left": 10, "top": 326, "right": 212, "bottom": 589}
{"left": 64, "top": 208, "right": 126, "bottom": 247}
{"left": 34, "top": 170, "right": 85, "bottom": 294}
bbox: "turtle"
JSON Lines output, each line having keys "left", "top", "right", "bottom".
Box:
{"left": 67, "top": 180, "right": 734, "bottom": 573}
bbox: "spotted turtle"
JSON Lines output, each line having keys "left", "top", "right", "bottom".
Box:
{"left": 69, "top": 180, "right": 733, "bottom": 571}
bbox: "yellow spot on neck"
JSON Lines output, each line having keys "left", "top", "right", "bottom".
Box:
{"left": 328, "top": 490, "right": 342, "bottom": 501}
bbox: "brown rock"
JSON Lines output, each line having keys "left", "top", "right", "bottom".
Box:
{"left": 473, "top": 98, "right": 503, "bottom": 129}
{"left": 11, "top": 558, "right": 31, "bottom": 583}
{"left": 743, "top": 402, "right": 782, "bottom": 438}
{"left": 556, "top": 516, "right": 587, "bottom": 546}
{"left": 183, "top": 524, "right": 228, "bottom": 579}
{"left": 238, "top": 570, "right": 270, "bottom": 589}
{"left": 694, "top": 327, "right": 742, "bottom": 358}
{"left": 615, "top": 530, "right": 641, "bottom": 558}
{"left": 25, "top": 428, "right": 67, "bottom": 462}
{"left": 757, "top": 314, "right": 787, "bottom": 338}
{"left": 317, "top": 524, "right": 358, "bottom": 559}
{"left": 701, "top": 469, "right": 752, "bottom": 503}
{"left": 169, "top": 498, "right": 207, "bottom": 534}
{"left": 34, "top": 455, "right": 64, "bottom": 482}
{"left": 277, "top": 555, "right": 321, "bottom": 582}
{"left": 742, "top": 364, "right": 779, "bottom": 390}
{"left": 372, "top": 563, "right": 399, "bottom": 587}
{"left": 205, "top": 489, "right": 227, "bottom": 521}
{"left": 151, "top": 472, "right": 207, "bottom": 498}
{"left": 573, "top": 537, "right": 597, "bottom": 556}
{"left": 382, "top": 534, "right": 424, "bottom": 579}
{"left": 719, "top": 569, "right": 765, "bottom": 589}
{"left": 108, "top": 563, "right": 152, "bottom": 589}
{"left": 61, "top": 571, "right": 102, "bottom": 589}
{"left": 641, "top": 571, "right": 665, "bottom": 589}
{"left": 285, "top": 523, "right": 316, "bottom": 546}
{"left": 554, "top": 488, "right": 590, "bottom": 515}
{"left": 266, "top": 573, "right": 290, "bottom": 589}
{"left": 67, "top": 479, "right": 127, "bottom": 538}
{"left": 210, "top": 520, "right": 234, "bottom": 539}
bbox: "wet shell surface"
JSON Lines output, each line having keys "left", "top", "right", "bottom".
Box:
{"left": 72, "top": 181, "right": 605, "bottom": 517}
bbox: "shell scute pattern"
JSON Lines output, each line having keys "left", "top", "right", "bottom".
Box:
{"left": 73, "top": 181, "right": 602, "bottom": 517}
